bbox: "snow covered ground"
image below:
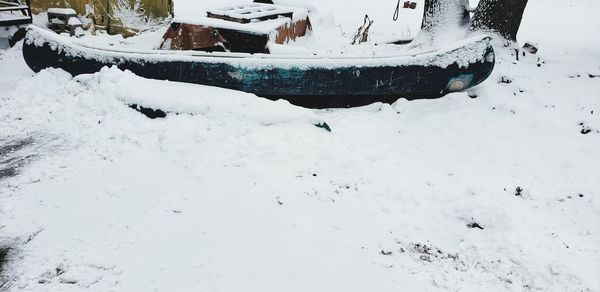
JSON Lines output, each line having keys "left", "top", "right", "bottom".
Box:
{"left": 1, "top": 0, "right": 600, "bottom": 291}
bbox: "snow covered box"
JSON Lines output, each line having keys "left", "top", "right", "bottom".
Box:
{"left": 47, "top": 8, "right": 83, "bottom": 35}
{"left": 159, "top": 3, "right": 311, "bottom": 54}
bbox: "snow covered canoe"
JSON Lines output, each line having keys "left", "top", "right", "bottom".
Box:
{"left": 22, "top": 26, "right": 495, "bottom": 108}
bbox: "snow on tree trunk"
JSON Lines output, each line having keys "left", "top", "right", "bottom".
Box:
{"left": 421, "top": 0, "right": 469, "bottom": 35}
{"left": 416, "top": 0, "right": 470, "bottom": 46}
{"left": 469, "top": 0, "right": 529, "bottom": 41}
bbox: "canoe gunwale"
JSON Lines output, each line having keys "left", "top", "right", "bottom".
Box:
{"left": 24, "top": 25, "right": 492, "bottom": 66}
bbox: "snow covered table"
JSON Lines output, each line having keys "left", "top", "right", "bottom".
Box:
{"left": 46, "top": 7, "right": 82, "bottom": 36}
{"left": 160, "top": 3, "right": 311, "bottom": 54}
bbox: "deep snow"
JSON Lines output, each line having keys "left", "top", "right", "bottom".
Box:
{"left": 1, "top": 0, "right": 600, "bottom": 291}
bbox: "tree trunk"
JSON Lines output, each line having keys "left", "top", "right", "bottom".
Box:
{"left": 421, "top": 0, "right": 469, "bottom": 34}
{"left": 469, "top": 0, "right": 528, "bottom": 41}
{"left": 421, "top": 0, "right": 439, "bottom": 33}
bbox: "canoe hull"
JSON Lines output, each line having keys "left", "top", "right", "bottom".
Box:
{"left": 22, "top": 26, "right": 495, "bottom": 108}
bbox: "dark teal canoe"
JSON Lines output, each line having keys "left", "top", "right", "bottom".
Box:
{"left": 22, "top": 25, "right": 495, "bottom": 108}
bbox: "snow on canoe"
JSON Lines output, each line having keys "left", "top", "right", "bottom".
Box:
{"left": 22, "top": 25, "right": 495, "bottom": 108}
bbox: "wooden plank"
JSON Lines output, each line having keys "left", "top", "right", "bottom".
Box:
{"left": 0, "top": 0, "right": 22, "bottom": 5}
{"left": 0, "top": 15, "right": 32, "bottom": 26}
{"left": 0, "top": 0, "right": 31, "bottom": 26}
{"left": 0, "top": 5, "right": 28, "bottom": 11}
{"left": 256, "top": 12, "right": 292, "bottom": 22}
{"left": 0, "top": 1, "right": 20, "bottom": 7}
{"left": 206, "top": 12, "right": 250, "bottom": 24}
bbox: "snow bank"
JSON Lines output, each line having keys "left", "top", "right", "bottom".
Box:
{"left": 86, "top": 67, "right": 322, "bottom": 125}
{"left": 1, "top": 67, "right": 322, "bottom": 140}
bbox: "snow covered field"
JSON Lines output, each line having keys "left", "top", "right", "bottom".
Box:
{"left": 1, "top": 0, "right": 600, "bottom": 291}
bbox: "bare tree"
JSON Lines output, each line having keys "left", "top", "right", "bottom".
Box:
{"left": 469, "top": 0, "right": 529, "bottom": 41}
